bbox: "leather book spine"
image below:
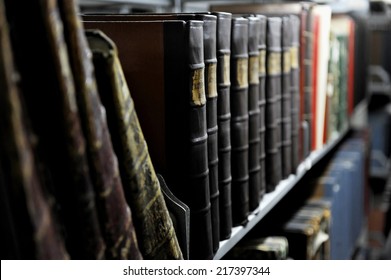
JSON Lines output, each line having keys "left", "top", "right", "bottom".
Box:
{"left": 197, "top": 14, "right": 220, "bottom": 254}
{"left": 281, "top": 16, "right": 292, "bottom": 179}
{"left": 230, "top": 17, "right": 249, "bottom": 226}
{"left": 265, "top": 17, "right": 282, "bottom": 192}
{"left": 213, "top": 12, "right": 233, "bottom": 241}
{"left": 0, "top": 1, "right": 69, "bottom": 259}
{"left": 60, "top": 1, "right": 142, "bottom": 260}
{"left": 246, "top": 16, "right": 262, "bottom": 211}
{"left": 303, "top": 4, "right": 314, "bottom": 158}
{"left": 290, "top": 15, "right": 301, "bottom": 173}
{"left": 185, "top": 20, "right": 213, "bottom": 259}
{"left": 4, "top": 0, "right": 106, "bottom": 259}
{"left": 87, "top": 30, "right": 182, "bottom": 260}
{"left": 257, "top": 15, "right": 267, "bottom": 198}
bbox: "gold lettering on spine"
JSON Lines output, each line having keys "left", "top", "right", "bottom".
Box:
{"left": 267, "top": 52, "right": 281, "bottom": 75}
{"left": 223, "top": 54, "right": 230, "bottom": 85}
{"left": 259, "top": 50, "right": 266, "bottom": 75}
{"left": 291, "top": 47, "right": 299, "bottom": 69}
{"left": 236, "top": 58, "right": 248, "bottom": 88}
{"left": 192, "top": 68, "right": 206, "bottom": 106}
{"left": 283, "top": 50, "right": 291, "bottom": 74}
{"left": 249, "top": 56, "right": 259, "bottom": 84}
{"left": 207, "top": 63, "right": 218, "bottom": 98}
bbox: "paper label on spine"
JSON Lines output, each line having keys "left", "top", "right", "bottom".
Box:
{"left": 291, "top": 47, "right": 299, "bottom": 69}
{"left": 259, "top": 50, "right": 266, "bottom": 75}
{"left": 249, "top": 56, "right": 259, "bottom": 84}
{"left": 236, "top": 58, "right": 248, "bottom": 88}
{"left": 223, "top": 54, "right": 230, "bottom": 86}
{"left": 283, "top": 50, "right": 291, "bottom": 73}
{"left": 207, "top": 63, "right": 218, "bottom": 98}
{"left": 192, "top": 68, "right": 206, "bottom": 106}
{"left": 267, "top": 52, "right": 281, "bottom": 75}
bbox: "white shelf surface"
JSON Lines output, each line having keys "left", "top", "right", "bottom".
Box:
{"left": 213, "top": 129, "right": 348, "bottom": 260}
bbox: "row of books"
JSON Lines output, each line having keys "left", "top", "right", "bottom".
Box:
{"left": 224, "top": 130, "right": 368, "bottom": 260}
{"left": 0, "top": 0, "right": 182, "bottom": 260}
{"left": 82, "top": 2, "right": 366, "bottom": 259}
{"left": 1, "top": 0, "right": 368, "bottom": 260}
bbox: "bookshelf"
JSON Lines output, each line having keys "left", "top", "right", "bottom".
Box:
{"left": 213, "top": 126, "right": 349, "bottom": 259}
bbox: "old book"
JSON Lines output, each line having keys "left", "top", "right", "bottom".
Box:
{"left": 230, "top": 17, "right": 250, "bottom": 226}
{"left": 265, "top": 17, "right": 282, "bottom": 192}
{"left": 86, "top": 30, "right": 183, "bottom": 260}
{"left": 257, "top": 15, "right": 267, "bottom": 197}
{"left": 4, "top": 0, "right": 105, "bottom": 259}
{"left": 224, "top": 236, "right": 289, "bottom": 260}
{"left": 247, "top": 16, "right": 262, "bottom": 211}
{"left": 0, "top": 0, "right": 68, "bottom": 259}
{"left": 59, "top": 1, "right": 142, "bottom": 260}
{"left": 290, "top": 15, "right": 301, "bottom": 173}
{"left": 197, "top": 14, "right": 220, "bottom": 253}
{"left": 281, "top": 16, "right": 293, "bottom": 179}
{"left": 83, "top": 12, "right": 219, "bottom": 254}
{"left": 83, "top": 20, "right": 212, "bottom": 260}
{"left": 212, "top": 12, "right": 233, "bottom": 241}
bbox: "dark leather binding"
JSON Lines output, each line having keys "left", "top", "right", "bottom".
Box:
{"left": 281, "top": 16, "right": 293, "bottom": 179}
{"left": 302, "top": 3, "right": 315, "bottom": 158}
{"left": 265, "top": 17, "right": 282, "bottom": 192}
{"left": 4, "top": 0, "right": 105, "bottom": 259}
{"left": 257, "top": 15, "right": 267, "bottom": 199}
{"left": 247, "top": 16, "right": 262, "bottom": 211}
{"left": 230, "top": 17, "right": 249, "bottom": 226}
{"left": 197, "top": 14, "right": 220, "bottom": 253}
{"left": 290, "top": 15, "right": 301, "bottom": 173}
{"left": 213, "top": 12, "right": 233, "bottom": 240}
{"left": 83, "top": 20, "right": 212, "bottom": 260}
{"left": 87, "top": 30, "right": 182, "bottom": 260}
{"left": 0, "top": 1, "right": 69, "bottom": 259}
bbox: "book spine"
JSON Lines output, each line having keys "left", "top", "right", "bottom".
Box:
{"left": 0, "top": 0, "right": 69, "bottom": 259}
{"left": 230, "top": 17, "right": 249, "bottom": 226}
{"left": 198, "top": 15, "right": 220, "bottom": 253}
{"left": 257, "top": 15, "right": 267, "bottom": 198}
{"left": 290, "top": 15, "right": 301, "bottom": 173}
{"left": 247, "top": 16, "right": 262, "bottom": 211}
{"left": 303, "top": 5, "right": 314, "bottom": 157}
{"left": 265, "top": 17, "right": 282, "bottom": 192}
{"left": 214, "top": 12, "right": 233, "bottom": 240}
{"left": 281, "top": 16, "right": 292, "bottom": 179}
{"left": 186, "top": 20, "right": 213, "bottom": 260}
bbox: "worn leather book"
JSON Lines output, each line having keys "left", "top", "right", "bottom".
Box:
{"left": 265, "top": 17, "right": 282, "bottom": 192}
{"left": 230, "top": 17, "right": 250, "bottom": 226}
{"left": 59, "top": 1, "right": 142, "bottom": 260}
{"left": 84, "top": 20, "right": 212, "bottom": 260}
{"left": 0, "top": 0, "right": 69, "bottom": 259}
{"left": 281, "top": 16, "right": 293, "bottom": 179}
{"left": 199, "top": 14, "right": 220, "bottom": 253}
{"left": 213, "top": 12, "right": 233, "bottom": 241}
{"left": 224, "top": 236, "right": 289, "bottom": 260}
{"left": 86, "top": 30, "right": 183, "bottom": 260}
{"left": 246, "top": 16, "right": 262, "bottom": 211}
{"left": 290, "top": 15, "right": 301, "bottom": 174}
{"left": 83, "top": 13, "right": 219, "bottom": 254}
{"left": 257, "top": 15, "right": 267, "bottom": 198}
{"left": 3, "top": 0, "right": 107, "bottom": 259}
